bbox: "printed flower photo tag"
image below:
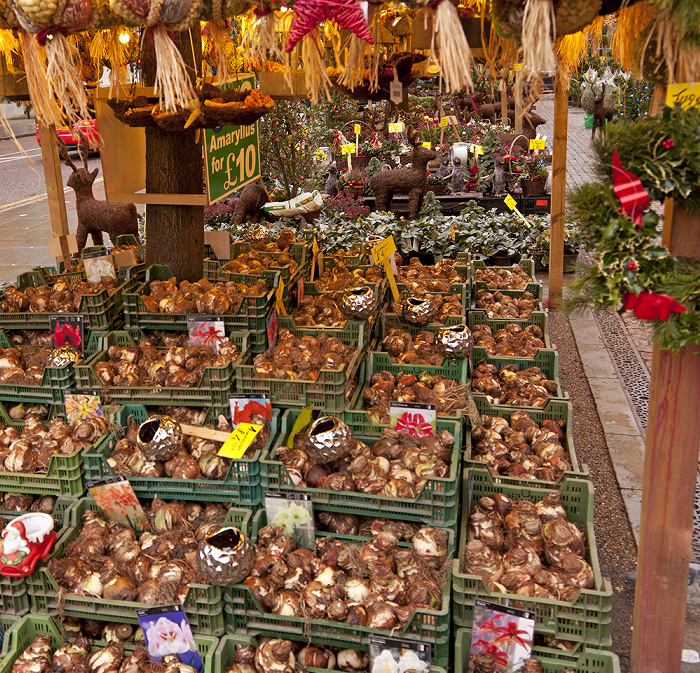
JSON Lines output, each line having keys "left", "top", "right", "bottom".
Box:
{"left": 265, "top": 492, "right": 314, "bottom": 549}
{"left": 390, "top": 402, "right": 436, "bottom": 439}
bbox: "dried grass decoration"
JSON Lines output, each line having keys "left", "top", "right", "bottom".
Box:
{"left": 109, "top": 0, "right": 203, "bottom": 113}
{"left": 0, "top": 0, "right": 20, "bottom": 28}
{"left": 408, "top": 0, "right": 474, "bottom": 93}
{"left": 491, "top": 0, "right": 603, "bottom": 74}
{"left": 107, "top": 84, "right": 274, "bottom": 131}
{"left": 11, "top": 0, "right": 93, "bottom": 128}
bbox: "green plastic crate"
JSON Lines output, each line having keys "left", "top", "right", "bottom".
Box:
{"left": 381, "top": 311, "right": 466, "bottom": 339}
{"left": 472, "top": 258, "right": 536, "bottom": 279}
{"left": 235, "top": 324, "right": 368, "bottom": 413}
{"left": 75, "top": 330, "right": 246, "bottom": 407}
{"left": 123, "top": 265, "right": 275, "bottom": 356}
{"left": 0, "top": 497, "right": 79, "bottom": 618}
{"left": 0, "top": 354, "right": 75, "bottom": 406}
{"left": 0, "top": 411, "right": 107, "bottom": 496}
{"left": 0, "top": 615, "right": 218, "bottom": 673}
{"left": 215, "top": 631, "right": 448, "bottom": 673}
{"left": 343, "top": 381, "right": 464, "bottom": 440}
{"left": 469, "top": 309, "right": 549, "bottom": 336}
{"left": 453, "top": 469, "right": 613, "bottom": 646}
{"left": 83, "top": 404, "right": 280, "bottom": 506}
{"left": 464, "top": 398, "right": 589, "bottom": 483}
{"left": 453, "top": 627, "right": 620, "bottom": 673}
{"left": 472, "top": 280, "right": 543, "bottom": 301}
{"left": 260, "top": 409, "right": 461, "bottom": 528}
{"left": 0, "top": 270, "right": 139, "bottom": 331}
{"left": 28, "top": 497, "right": 252, "bottom": 636}
{"left": 221, "top": 526, "right": 452, "bottom": 666}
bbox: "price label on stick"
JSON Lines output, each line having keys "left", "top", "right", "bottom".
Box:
{"left": 473, "top": 145, "right": 484, "bottom": 155}
{"left": 218, "top": 423, "right": 264, "bottom": 459}
{"left": 504, "top": 194, "right": 531, "bottom": 227}
{"left": 310, "top": 237, "right": 319, "bottom": 281}
{"left": 388, "top": 122, "right": 404, "bottom": 133}
{"left": 370, "top": 235, "right": 397, "bottom": 265}
{"left": 440, "top": 116, "right": 449, "bottom": 128}
{"left": 530, "top": 138, "right": 546, "bottom": 150}
{"left": 287, "top": 407, "right": 313, "bottom": 448}
{"left": 275, "top": 277, "right": 287, "bottom": 315}
{"left": 422, "top": 142, "right": 431, "bottom": 149}
{"left": 354, "top": 123, "right": 362, "bottom": 135}
{"left": 666, "top": 83, "right": 700, "bottom": 110}
{"left": 514, "top": 63, "right": 522, "bottom": 71}
{"left": 341, "top": 143, "right": 355, "bottom": 155}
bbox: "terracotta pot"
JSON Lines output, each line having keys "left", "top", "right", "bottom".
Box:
{"left": 521, "top": 176, "right": 547, "bottom": 197}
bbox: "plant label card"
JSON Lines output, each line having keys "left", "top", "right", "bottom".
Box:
{"left": 341, "top": 143, "right": 356, "bottom": 155}
{"left": 187, "top": 317, "right": 226, "bottom": 352}
{"left": 265, "top": 492, "right": 314, "bottom": 548}
{"left": 50, "top": 315, "right": 84, "bottom": 354}
{"left": 113, "top": 249, "right": 137, "bottom": 270}
{"left": 388, "top": 121, "right": 404, "bottom": 133}
{"left": 136, "top": 604, "right": 204, "bottom": 672}
{"left": 218, "top": 423, "right": 264, "bottom": 460}
{"left": 83, "top": 250, "right": 117, "bottom": 283}
{"left": 297, "top": 276, "right": 305, "bottom": 307}
{"left": 229, "top": 394, "right": 272, "bottom": 428}
{"left": 267, "top": 307, "right": 278, "bottom": 349}
{"left": 286, "top": 406, "right": 313, "bottom": 448}
{"left": 88, "top": 477, "right": 150, "bottom": 533}
{"left": 369, "top": 636, "right": 431, "bottom": 673}
{"left": 390, "top": 402, "right": 436, "bottom": 438}
{"left": 354, "top": 123, "right": 362, "bottom": 135}
{"left": 64, "top": 389, "right": 103, "bottom": 424}
{"left": 469, "top": 600, "right": 535, "bottom": 672}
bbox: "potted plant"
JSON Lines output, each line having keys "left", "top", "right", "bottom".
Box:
{"left": 427, "top": 172, "right": 448, "bottom": 196}
{"left": 532, "top": 223, "right": 582, "bottom": 273}
{"left": 507, "top": 149, "right": 551, "bottom": 197}
{"left": 340, "top": 168, "right": 367, "bottom": 197}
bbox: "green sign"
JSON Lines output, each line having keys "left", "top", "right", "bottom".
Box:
{"left": 204, "top": 74, "right": 261, "bottom": 204}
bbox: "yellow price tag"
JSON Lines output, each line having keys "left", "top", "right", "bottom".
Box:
{"left": 474, "top": 145, "right": 484, "bottom": 155}
{"left": 384, "top": 259, "right": 400, "bottom": 302}
{"left": 287, "top": 407, "right": 313, "bottom": 448}
{"left": 371, "top": 235, "right": 397, "bottom": 265}
{"left": 218, "top": 423, "right": 263, "bottom": 459}
{"left": 514, "top": 63, "right": 522, "bottom": 71}
{"left": 529, "top": 138, "right": 546, "bottom": 150}
{"left": 388, "top": 122, "right": 404, "bottom": 133}
{"left": 440, "top": 116, "right": 449, "bottom": 128}
{"left": 341, "top": 143, "right": 356, "bottom": 155}
{"left": 276, "top": 278, "right": 287, "bottom": 315}
{"left": 422, "top": 142, "right": 431, "bottom": 149}
{"left": 666, "top": 83, "right": 700, "bottom": 109}
{"left": 504, "top": 194, "right": 530, "bottom": 226}
{"left": 312, "top": 237, "right": 319, "bottom": 256}
{"left": 504, "top": 194, "right": 517, "bottom": 210}
{"left": 354, "top": 124, "right": 362, "bottom": 134}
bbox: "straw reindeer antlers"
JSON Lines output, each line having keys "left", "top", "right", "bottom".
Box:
{"left": 54, "top": 129, "right": 90, "bottom": 173}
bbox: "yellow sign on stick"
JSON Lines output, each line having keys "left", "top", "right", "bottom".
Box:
{"left": 504, "top": 194, "right": 530, "bottom": 226}
{"left": 422, "top": 142, "right": 431, "bottom": 149}
{"left": 530, "top": 138, "right": 546, "bottom": 150}
{"left": 354, "top": 123, "right": 362, "bottom": 134}
{"left": 341, "top": 143, "right": 356, "bottom": 155}
{"left": 388, "top": 122, "right": 405, "bottom": 133}
{"left": 276, "top": 278, "right": 287, "bottom": 315}
{"left": 384, "top": 260, "right": 400, "bottom": 302}
{"left": 514, "top": 63, "right": 522, "bottom": 71}
{"left": 218, "top": 423, "right": 263, "bottom": 459}
{"left": 440, "top": 116, "right": 449, "bottom": 128}
{"left": 370, "top": 235, "right": 397, "bottom": 265}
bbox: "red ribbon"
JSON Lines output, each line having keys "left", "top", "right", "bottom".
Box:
{"left": 612, "top": 150, "right": 649, "bottom": 231}
{"left": 36, "top": 25, "right": 68, "bottom": 46}
{"left": 623, "top": 291, "right": 687, "bottom": 321}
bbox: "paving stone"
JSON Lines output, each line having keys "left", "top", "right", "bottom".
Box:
{"left": 588, "top": 376, "right": 644, "bottom": 436}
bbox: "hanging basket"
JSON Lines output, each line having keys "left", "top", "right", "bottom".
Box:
{"left": 344, "top": 184, "right": 366, "bottom": 197}
{"left": 491, "top": 0, "right": 602, "bottom": 39}
{"left": 521, "top": 175, "right": 547, "bottom": 197}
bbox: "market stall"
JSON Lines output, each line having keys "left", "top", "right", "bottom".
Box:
{"left": 0, "top": 0, "right": 698, "bottom": 670}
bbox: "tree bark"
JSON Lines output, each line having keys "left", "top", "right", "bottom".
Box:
{"left": 142, "top": 28, "right": 204, "bottom": 282}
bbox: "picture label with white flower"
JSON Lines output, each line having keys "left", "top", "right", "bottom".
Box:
{"left": 136, "top": 604, "right": 203, "bottom": 671}
{"left": 82, "top": 250, "right": 117, "bottom": 283}
{"left": 369, "top": 635, "right": 431, "bottom": 673}
{"left": 390, "top": 402, "right": 436, "bottom": 438}
{"left": 265, "top": 492, "right": 314, "bottom": 548}
{"left": 469, "top": 599, "right": 535, "bottom": 671}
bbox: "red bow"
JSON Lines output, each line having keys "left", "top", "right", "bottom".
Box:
{"left": 53, "top": 323, "right": 81, "bottom": 348}
{"left": 36, "top": 25, "right": 68, "bottom": 46}
{"left": 623, "top": 291, "right": 688, "bottom": 321}
{"left": 612, "top": 150, "right": 649, "bottom": 230}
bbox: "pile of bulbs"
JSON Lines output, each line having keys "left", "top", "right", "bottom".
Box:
{"left": 0, "top": 414, "right": 109, "bottom": 473}
{"left": 140, "top": 277, "right": 268, "bottom": 315}
{"left": 0, "top": 277, "right": 118, "bottom": 314}
{"left": 396, "top": 259, "right": 466, "bottom": 293}
{"left": 315, "top": 265, "right": 384, "bottom": 292}
{"left": 221, "top": 250, "right": 299, "bottom": 277}
{"left": 473, "top": 266, "right": 532, "bottom": 291}
{"left": 382, "top": 329, "right": 444, "bottom": 366}
{"left": 0, "top": 346, "right": 55, "bottom": 385}
{"left": 471, "top": 361, "right": 558, "bottom": 407}
{"left": 93, "top": 339, "right": 240, "bottom": 388}
{"left": 389, "top": 293, "right": 464, "bottom": 324}
{"left": 473, "top": 324, "right": 546, "bottom": 358}
{"left": 473, "top": 289, "right": 538, "bottom": 319}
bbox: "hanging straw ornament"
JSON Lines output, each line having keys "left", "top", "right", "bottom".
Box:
{"left": 408, "top": 0, "right": 473, "bottom": 92}
{"left": 335, "top": 0, "right": 379, "bottom": 92}
{"left": 12, "top": 0, "right": 93, "bottom": 126}
{"left": 203, "top": 0, "right": 251, "bottom": 85}
{"left": 242, "top": 0, "right": 292, "bottom": 90}
{"left": 0, "top": 0, "right": 19, "bottom": 28}
{"left": 109, "top": 0, "right": 203, "bottom": 112}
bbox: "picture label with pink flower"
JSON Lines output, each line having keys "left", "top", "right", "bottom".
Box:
{"left": 137, "top": 604, "right": 203, "bottom": 671}
{"left": 390, "top": 402, "right": 436, "bottom": 438}
{"left": 88, "top": 477, "right": 150, "bottom": 533}
{"left": 64, "top": 388, "right": 102, "bottom": 424}
{"left": 187, "top": 317, "right": 226, "bottom": 353}
{"left": 469, "top": 600, "right": 535, "bottom": 671}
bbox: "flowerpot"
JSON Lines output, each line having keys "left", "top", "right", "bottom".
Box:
{"left": 564, "top": 251, "right": 579, "bottom": 274}
{"left": 521, "top": 176, "right": 547, "bottom": 197}
{"left": 351, "top": 155, "right": 371, "bottom": 171}
{"left": 344, "top": 185, "right": 366, "bottom": 197}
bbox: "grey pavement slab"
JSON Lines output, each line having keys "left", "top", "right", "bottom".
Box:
{"left": 587, "top": 377, "right": 643, "bottom": 437}
{"left": 579, "top": 345, "right": 619, "bottom": 379}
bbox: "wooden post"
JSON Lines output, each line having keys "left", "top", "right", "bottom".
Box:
{"left": 514, "top": 69, "right": 524, "bottom": 134}
{"left": 630, "top": 201, "right": 700, "bottom": 673}
{"left": 548, "top": 70, "right": 568, "bottom": 308}
{"left": 500, "top": 78, "right": 508, "bottom": 124}
{"left": 38, "top": 123, "right": 72, "bottom": 268}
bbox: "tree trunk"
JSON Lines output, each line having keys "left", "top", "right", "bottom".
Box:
{"left": 143, "top": 28, "right": 204, "bottom": 282}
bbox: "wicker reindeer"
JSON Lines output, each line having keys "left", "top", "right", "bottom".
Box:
{"left": 592, "top": 84, "right": 615, "bottom": 139}
{"left": 57, "top": 133, "right": 139, "bottom": 252}
{"left": 370, "top": 127, "right": 438, "bottom": 220}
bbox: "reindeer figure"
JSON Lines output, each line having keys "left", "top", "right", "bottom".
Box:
{"left": 57, "top": 133, "right": 139, "bottom": 252}
{"left": 592, "top": 84, "right": 615, "bottom": 140}
{"left": 370, "top": 127, "right": 438, "bottom": 220}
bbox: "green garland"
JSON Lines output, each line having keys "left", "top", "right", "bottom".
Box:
{"left": 593, "top": 106, "right": 700, "bottom": 211}
{"left": 566, "top": 107, "right": 700, "bottom": 352}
